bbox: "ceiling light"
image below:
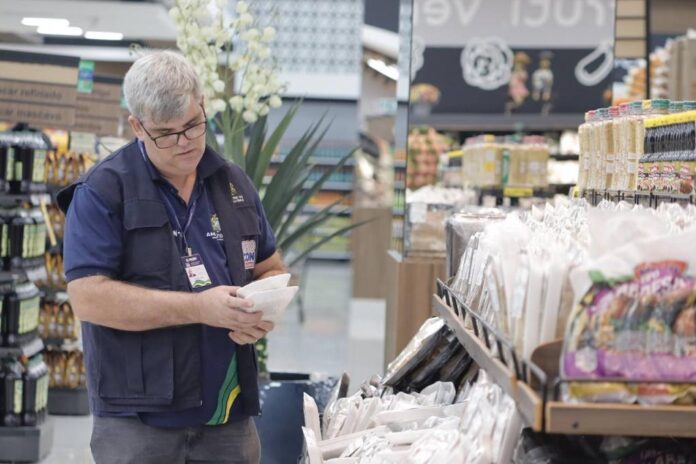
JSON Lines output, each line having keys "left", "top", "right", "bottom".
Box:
{"left": 367, "top": 58, "right": 399, "bottom": 81}
{"left": 21, "top": 17, "right": 70, "bottom": 27}
{"left": 36, "top": 25, "right": 83, "bottom": 36}
{"left": 85, "top": 31, "right": 124, "bottom": 41}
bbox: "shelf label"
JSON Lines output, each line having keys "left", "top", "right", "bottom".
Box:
{"left": 503, "top": 187, "right": 533, "bottom": 197}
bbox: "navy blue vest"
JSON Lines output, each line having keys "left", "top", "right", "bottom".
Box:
{"left": 57, "top": 141, "right": 261, "bottom": 415}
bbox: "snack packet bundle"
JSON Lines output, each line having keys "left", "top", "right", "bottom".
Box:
{"left": 563, "top": 260, "right": 696, "bottom": 404}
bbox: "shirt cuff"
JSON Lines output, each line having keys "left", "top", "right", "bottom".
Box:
{"left": 65, "top": 267, "right": 118, "bottom": 283}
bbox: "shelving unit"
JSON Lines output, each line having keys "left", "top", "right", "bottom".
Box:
{"left": 550, "top": 154, "right": 579, "bottom": 161}
{"left": 409, "top": 113, "right": 585, "bottom": 132}
{"left": 582, "top": 189, "right": 695, "bottom": 207}
{"left": 0, "top": 337, "right": 44, "bottom": 359}
{"left": 434, "top": 280, "right": 696, "bottom": 438}
{"left": 0, "top": 418, "right": 54, "bottom": 463}
{"left": 476, "top": 186, "right": 556, "bottom": 206}
{"left": 271, "top": 156, "right": 355, "bottom": 167}
{"left": 308, "top": 251, "right": 352, "bottom": 261}
{"left": 47, "top": 387, "right": 89, "bottom": 416}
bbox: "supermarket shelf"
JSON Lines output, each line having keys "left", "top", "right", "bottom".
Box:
{"left": 0, "top": 192, "right": 51, "bottom": 208}
{"left": 550, "top": 154, "right": 579, "bottom": 161}
{"left": 435, "top": 280, "right": 696, "bottom": 438}
{"left": 308, "top": 251, "right": 352, "bottom": 261}
{"left": 262, "top": 179, "right": 353, "bottom": 192}
{"left": 304, "top": 181, "right": 353, "bottom": 192}
{"left": 0, "top": 416, "right": 54, "bottom": 463}
{"left": 42, "top": 337, "right": 80, "bottom": 350}
{"left": 582, "top": 189, "right": 695, "bottom": 207}
{"left": 394, "top": 160, "right": 407, "bottom": 169}
{"left": 301, "top": 204, "right": 352, "bottom": 216}
{"left": 432, "top": 292, "right": 541, "bottom": 430}
{"left": 392, "top": 208, "right": 404, "bottom": 216}
{"left": 394, "top": 181, "right": 406, "bottom": 190}
{"left": 48, "top": 387, "right": 90, "bottom": 416}
{"left": 409, "top": 113, "right": 584, "bottom": 132}
{"left": 0, "top": 337, "right": 44, "bottom": 358}
{"left": 271, "top": 156, "right": 355, "bottom": 167}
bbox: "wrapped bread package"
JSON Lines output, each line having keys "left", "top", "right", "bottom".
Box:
{"left": 445, "top": 208, "right": 506, "bottom": 277}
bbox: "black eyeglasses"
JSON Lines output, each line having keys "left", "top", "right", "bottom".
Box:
{"left": 139, "top": 106, "right": 207, "bottom": 149}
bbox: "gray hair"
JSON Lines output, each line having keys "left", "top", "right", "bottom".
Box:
{"left": 123, "top": 50, "right": 202, "bottom": 123}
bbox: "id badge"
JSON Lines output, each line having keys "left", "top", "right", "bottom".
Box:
{"left": 242, "top": 240, "right": 256, "bottom": 270}
{"left": 181, "top": 254, "right": 212, "bottom": 289}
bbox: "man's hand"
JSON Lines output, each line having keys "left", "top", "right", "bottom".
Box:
{"left": 194, "top": 285, "right": 263, "bottom": 331}
{"left": 228, "top": 320, "right": 275, "bottom": 345}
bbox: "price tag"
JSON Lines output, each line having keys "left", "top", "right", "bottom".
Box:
{"left": 503, "top": 187, "right": 533, "bottom": 198}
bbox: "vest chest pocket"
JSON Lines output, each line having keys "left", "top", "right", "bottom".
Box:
{"left": 228, "top": 206, "right": 260, "bottom": 285}
{"left": 123, "top": 199, "right": 172, "bottom": 275}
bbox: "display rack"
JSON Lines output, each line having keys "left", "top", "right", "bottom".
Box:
{"left": 409, "top": 113, "right": 584, "bottom": 132}
{"left": 0, "top": 417, "right": 54, "bottom": 463}
{"left": 434, "top": 280, "right": 696, "bottom": 438}
{"left": 476, "top": 186, "right": 556, "bottom": 206}
{"left": 582, "top": 189, "right": 696, "bottom": 207}
{"left": 47, "top": 387, "right": 89, "bottom": 416}
{"left": 0, "top": 338, "right": 44, "bottom": 359}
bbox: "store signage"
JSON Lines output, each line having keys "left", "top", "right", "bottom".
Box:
{"left": 410, "top": 0, "right": 616, "bottom": 115}
{"left": 0, "top": 50, "right": 79, "bottom": 129}
{"left": 77, "top": 60, "right": 96, "bottom": 94}
{"left": 73, "top": 76, "right": 123, "bottom": 136}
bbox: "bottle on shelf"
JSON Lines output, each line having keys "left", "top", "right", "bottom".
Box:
{"left": 22, "top": 354, "right": 48, "bottom": 426}
{"left": 0, "top": 357, "right": 24, "bottom": 427}
{"left": 3, "top": 279, "right": 41, "bottom": 347}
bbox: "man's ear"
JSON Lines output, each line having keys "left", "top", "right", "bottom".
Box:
{"left": 128, "top": 115, "right": 144, "bottom": 140}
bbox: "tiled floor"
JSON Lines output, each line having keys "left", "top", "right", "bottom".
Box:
{"left": 22, "top": 261, "right": 385, "bottom": 464}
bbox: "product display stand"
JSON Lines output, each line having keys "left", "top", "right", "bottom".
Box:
{"left": 383, "top": 250, "right": 446, "bottom": 369}
{"left": 351, "top": 207, "right": 393, "bottom": 299}
{"left": 582, "top": 188, "right": 695, "bottom": 208}
{"left": 434, "top": 280, "right": 696, "bottom": 438}
{"left": 0, "top": 338, "right": 44, "bottom": 359}
{"left": 476, "top": 186, "right": 556, "bottom": 207}
{"left": 0, "top": 417, "right": 54, "bottom": 463}
{"left": 47, "top": 387, "right": 89, "bottom": 416}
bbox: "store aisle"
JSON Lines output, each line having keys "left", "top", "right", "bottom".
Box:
{"left": 30, "top": 261, "right": 382, "bottom": 464}
{"left": 267, "top": 261, "right": 385, "bottom": 387}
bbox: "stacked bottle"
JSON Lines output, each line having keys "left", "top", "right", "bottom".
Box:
{"left": 0, "top": 354, "right": 49, "bottom": 427}
{"left": 0, "top": 131, "right": 48, "bottom": 194}
{"left": 579, "top": 100, "right": 696, "bottom": 194}
{"left": 461, "top": 135, "right": 549, "bottom": 189}
{"left": 641, "top": 108, "right": 696, "bottom": 194}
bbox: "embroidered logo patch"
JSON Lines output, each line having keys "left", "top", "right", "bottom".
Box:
{"left": 242, "top": 240, "right": 256, "bottom": 270}
{"left": 207, "top": 214, "right": 224, "bottom": 241}
{"left": 230, "top": 182, "right": 245, "bottom": 204}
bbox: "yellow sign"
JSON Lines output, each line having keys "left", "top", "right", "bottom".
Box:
{"left": 503, "top": 187, "right": 533, "bottom": 197}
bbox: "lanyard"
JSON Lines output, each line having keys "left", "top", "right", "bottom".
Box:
{"left": 160, "top": 191, "right": 197, "bottom": 256}
{"left": 138, "top": 140, "right": 198, "bottom": 256}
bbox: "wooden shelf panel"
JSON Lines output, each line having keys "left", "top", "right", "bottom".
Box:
{"left": 546, "top": 401, "right": 696, "bottom": 438}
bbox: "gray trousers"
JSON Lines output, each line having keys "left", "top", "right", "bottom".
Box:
{"left": 90, "top": 416, "right": 261, "bottom": 464}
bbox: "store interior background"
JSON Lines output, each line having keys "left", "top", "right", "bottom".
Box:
{"left": 0, "top": 0, "right": 696, "bottom": 462}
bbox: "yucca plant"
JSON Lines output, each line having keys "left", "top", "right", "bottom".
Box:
{"left": 207, "top": 100, "right": 363, "bottom": 268}
{"left": 172, "top": 0, "right": 368, "bottom": 373}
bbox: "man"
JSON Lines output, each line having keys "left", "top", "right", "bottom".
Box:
{"left": 58, "top": 51, "right": 286, "bottom": 463}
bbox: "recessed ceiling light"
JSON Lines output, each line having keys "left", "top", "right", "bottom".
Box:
{"left": 84, "top": 31, "right": 124, "bottom": 41}
{"left": 36, "top": 25, "right": 83, "bottom": 36}
{"left": 21, "top": 17, "right": 70, "bottom": 27}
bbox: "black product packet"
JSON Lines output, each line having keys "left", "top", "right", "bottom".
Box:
{"left": 382, "top": 324, "right": 451, "bottom": 389}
